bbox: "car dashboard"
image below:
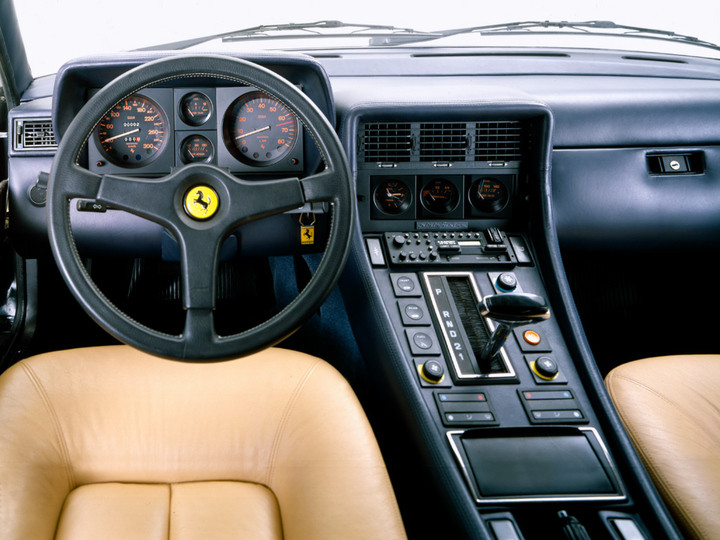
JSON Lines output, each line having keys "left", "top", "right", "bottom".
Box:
{"left": 4, "top": 45, "right": 720, "bottom": 540}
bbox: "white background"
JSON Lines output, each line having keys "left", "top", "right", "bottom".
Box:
{"left": 14, "top": 0, "right": 720, "bottom": 76}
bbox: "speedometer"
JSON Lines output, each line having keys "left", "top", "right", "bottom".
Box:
{"left": 222, "top": 91, "right": 298, "bottom": 166}
{"left": 96, "top": 95, "right": 168, "bottom": 167}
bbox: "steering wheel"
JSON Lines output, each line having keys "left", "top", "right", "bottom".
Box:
{"left": 47, "top": 55, "right": 354, "bottom": 361}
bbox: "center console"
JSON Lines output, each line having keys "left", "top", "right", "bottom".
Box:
{"left": 338, "top": 103, "right": 662, "bottom": 539}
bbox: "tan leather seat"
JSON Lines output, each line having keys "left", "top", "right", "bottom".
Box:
{"left": 606, "top": 355, "right": 720, "bottom": 540}
{"left": 0, "top": 345, "right": 407, "bottom": 540}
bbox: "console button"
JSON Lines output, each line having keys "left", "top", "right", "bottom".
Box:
{"left": 496, "top": 272, "right": 518, "bottom": 291}
{"left": 391, "top": 273, "right": 422, "bottom": 297}
{"left": 405, "top": 328, "right": 441, "bottom": 355}
{"left": 444, "top": 412, "right": 495, "bottom": 425}
{"left": 534, "top": 356, "right": 559, "bottom": 380}
{"left": 531, "top": 410, "right": 584, "bottom": 421}
{"left": 365, "top": 238, "right": 386, "bottom": 267}
{"left": 420, "top": 360, "right": 445, "bottom": 383}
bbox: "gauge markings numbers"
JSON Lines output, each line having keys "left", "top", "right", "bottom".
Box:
{"left": 223, "top": 91, "right": 298, "bottom": 166}
{"left": 96, "top": 95, "right": 167, "bottom": 166}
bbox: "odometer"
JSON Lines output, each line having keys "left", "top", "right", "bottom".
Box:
{"left": 96, "top": 95, "right": 168, "bottom": 167}
{"left": 223, "top": 91, "right": 298, "bottom": 166}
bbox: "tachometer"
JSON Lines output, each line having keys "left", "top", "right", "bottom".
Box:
{"left": 96, "top": 95, "right": 168, "bottom": 167}
{"left": 223, "top": 91, "right": 298, "bottom": 166}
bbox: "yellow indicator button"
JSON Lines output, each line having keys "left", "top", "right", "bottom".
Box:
{"left": 184, "top": 185, "right": 219, "bottom": 220}
{"left": 523, "top": 330, "right": 541, "bottom": 346}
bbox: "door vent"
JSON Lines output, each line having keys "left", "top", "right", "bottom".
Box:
{"left": 419, "top": 123, "right": 469, "bottom": 161}
{"left": 474, "top": 121, "right": 524, "bottom": 161}
{"left": 361, "top": 123, "right": 412, "bottom": 162}
{"left": 13, "top": 118, "right": 58, "bottom": 152}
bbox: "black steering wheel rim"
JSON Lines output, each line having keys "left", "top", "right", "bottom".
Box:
{"left": 47, "top": 55, "right": 354, "bottom": 361}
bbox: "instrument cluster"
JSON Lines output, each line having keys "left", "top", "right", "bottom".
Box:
{"left": 89, "top": 87, "right": 304, "bottom": 175}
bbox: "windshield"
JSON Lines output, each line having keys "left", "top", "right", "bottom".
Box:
{"left": 14, "top": 0, "right": 720, "bottom": 77}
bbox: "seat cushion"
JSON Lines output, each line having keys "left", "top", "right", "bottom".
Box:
{"left": 56, "top": 482, "right": 282, "bottom": 540}
{"left": 0, "top": 345, "right": 406, "bottom": 540}
{"left": 606, "top": 355, "right": 720, "bottom": 539}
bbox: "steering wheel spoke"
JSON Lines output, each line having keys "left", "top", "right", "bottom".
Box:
{"left": 175, "top": 228, "right": 222, "bottom": 310}
{"left": 95, "top": 173, "right": 178, "bottom": 226}
{"left": 226, "top": 176, "right": 306, "bottom": 224}
{"left": 183, "top": 308, "right": 217, "bottom": 353}
{"left": 300, "top": 169, "right": 342, "bottom": 203}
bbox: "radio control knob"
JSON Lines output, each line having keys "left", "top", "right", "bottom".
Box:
{"left": 393, "top": 235, "right": 406, "bottom": 247}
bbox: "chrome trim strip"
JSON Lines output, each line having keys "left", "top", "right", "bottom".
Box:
{"left": 446, "top": 427, "right": 627, "bottom": 504}
{"left": 422, "top": 271, "right": 515, "bottom": 380}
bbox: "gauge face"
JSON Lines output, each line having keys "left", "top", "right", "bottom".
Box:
{"left": 96, "top": 95, "right": 168, "bottom": 168}
{"left": 469, "top": 177, "right": 509, "bottom": 213}
{"left": 180, "top": 92, "right": 212, "bottom": 126}
{"left": 223, "top": 91, "right": 298, "bottom": 166}
{"left": 180, "top": 135, "right": 214, "bottom": 164}
{"left": 420, "top": 178, "right": 460, "bottom": 214}
{"left": 373, "top": 180, "right": 412, "bottom": 215}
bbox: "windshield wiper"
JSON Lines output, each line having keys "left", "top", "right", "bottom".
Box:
{"left": 372, "top": 20, "right": 720, "bottom": 54}
{"left": 137, "top": 20, "right": 436, "bottom": 52}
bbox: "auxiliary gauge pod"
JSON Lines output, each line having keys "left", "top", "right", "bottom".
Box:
{"left": 477, "top": 293, "right": 550, "bottom": 372}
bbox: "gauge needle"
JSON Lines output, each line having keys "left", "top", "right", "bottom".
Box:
{"left": 235, "top": 125, "right": 271, "bottom": 139}
{"left": 104, "top": 128, "right": 140, "bottom": 142}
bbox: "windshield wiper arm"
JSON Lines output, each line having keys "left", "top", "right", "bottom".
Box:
{"left": 373, "top": 20, "right": 720, "bottom": 53}
{"left": 137, "top": 20, "right": 433, "bottom": 51}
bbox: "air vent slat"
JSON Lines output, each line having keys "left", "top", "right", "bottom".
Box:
{"left": 419, "top": 123, "right": 468, "bottom": 162}
{"left": 362, "top": 123, "right": 412, "bottom": 162}
{"left": 359, "top": 120, "right": 526, "bottom": 164}
{"left": 475, "top": 121, "right": 524, "bottom": 161}
{"left": 13, "top": 118, "right": 58, "bottom": 152}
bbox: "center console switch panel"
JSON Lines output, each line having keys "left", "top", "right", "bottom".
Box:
{"left": 384, "top": 228, "right": 518, "bottom": 265}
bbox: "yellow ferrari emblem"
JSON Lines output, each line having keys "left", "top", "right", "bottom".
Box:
{"left": 184, "top": 185, "right": 219, "bottom": 220}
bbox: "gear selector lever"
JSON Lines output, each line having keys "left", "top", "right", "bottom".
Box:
{"left": 477, "top": 293, "right": 550, "bottom": 372}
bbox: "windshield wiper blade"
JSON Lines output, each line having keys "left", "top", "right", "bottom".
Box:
{"left": 136, "top": 20, "right": 433, "bottom": 51}
{"left": 373, "top": 20, "right": 720, "bottom": 53}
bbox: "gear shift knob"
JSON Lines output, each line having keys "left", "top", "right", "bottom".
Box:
{"left": 477, "top": 293, "right": 550, "bottom": 371}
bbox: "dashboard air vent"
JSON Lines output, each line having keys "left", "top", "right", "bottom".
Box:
{"left": 419, "top": 123, "right": 468, "bottom": 162}
{"left": 474, "top": 121, "right": 523, "bottom": 161}
{"left": 361, "top": 123, "right": 412, "bottom": 163}
{"left": 13, "top": 118, "right": 58, "bottom": 151}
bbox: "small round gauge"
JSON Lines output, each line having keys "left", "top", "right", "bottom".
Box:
{"left": 420, "top": 178, "right": 460, "bottom": 214}
{"left": 96, "top": 95, "right": 168, "bottom": 167}
{"left": 223, "top": 91, "right": 298, "bottom": 166}
{"left": 469, "top": 177, "right": 509, "bottom": 213}
{"left": 180, "top": 135, "right": 214, "bottom": 164}
{"left": 180, "top": 92, "right": 213, "bottom": 126}
{"left": 373, "top": 180, "right": 412, "bottom": 215}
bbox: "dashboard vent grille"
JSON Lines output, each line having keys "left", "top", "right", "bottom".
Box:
{"left": 474, "top": 121, "right": 523, "bottom": 161}
{"left": 361, "top": 123, "right": 412, "bottom": 162}
{"left": 13, "top": 118, "right": 57, "bottom": 152}
{"left": 419, "top": 123, "right": 468, "bottom": 161}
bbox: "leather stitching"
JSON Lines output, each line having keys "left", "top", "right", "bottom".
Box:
{"left": 19, "top": 363, "right": 76, "bottom": 491}
{"left": 608, "top": 372, "right": 713, "bottom": 539}
{"left": 265, "top": 358, "right": 321, "bottom": 488}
